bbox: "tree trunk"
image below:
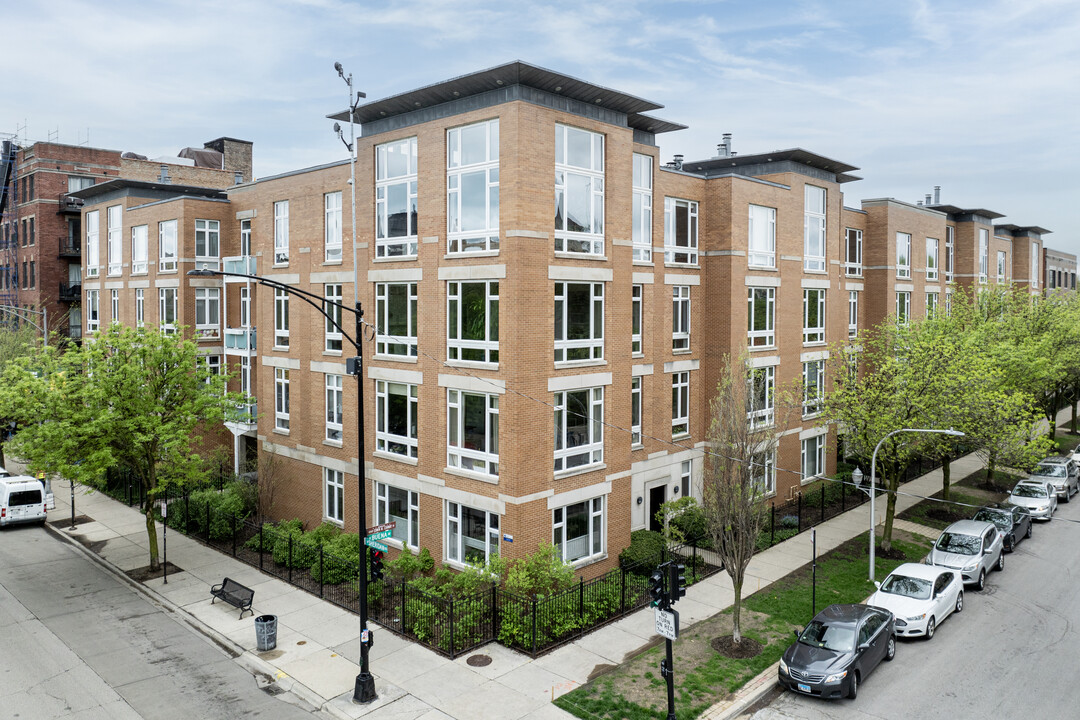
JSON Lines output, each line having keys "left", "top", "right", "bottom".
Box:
{"left": 731, "top": 578, "right": 743, "bottom": 644}
{"left": 0, "top": 439, "right": 5, "bottom": 469}
{"left": 880, "top": 488, "right": 897, "bottom": 554}
{"left": 986, "top": 450, "right": 997, "bottom": 483}
{"left": 941, "top": 455, "right": 951, "bottom": 503}
{"left": 145, "top": 505, "right": 160, "bottom": 571}
{"left": 1072, "top": 390, "right": 1077, "bottom": 433}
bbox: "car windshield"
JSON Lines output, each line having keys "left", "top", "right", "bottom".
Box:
{"left": 1031, "top": 465, "right": 1066, "bottom": 478}
{"left": 799, "top": 620, "right": 855, "bottom": 653}
{"left": 1012, "top": 484, "right": 1047, "bottom": 498}
{"left": 879, "top": 574, "right": 932, "bottom": 600}
{"left": 973, "top": 510, "right": 1009, "bottom": 531}
{"left": 935, "top": 531, "right": 980, "bottom": 555}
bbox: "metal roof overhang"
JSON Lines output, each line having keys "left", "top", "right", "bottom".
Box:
{"left": 681, "top": 148, "right": 860, "bottom": 176}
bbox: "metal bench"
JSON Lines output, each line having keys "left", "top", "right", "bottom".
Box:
{"left": 210, "top": 577, "right": 254, "bottom": 619}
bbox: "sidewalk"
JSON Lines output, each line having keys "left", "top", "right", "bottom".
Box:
{"left": 18, "top": 426, "right": 1015, "bottom": 720}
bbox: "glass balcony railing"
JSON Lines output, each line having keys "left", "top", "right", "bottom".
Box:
{"left": 224, "top": 327, "right": 256, "bottom": 350}
{"left": 222, "top": 256, "right": 256, "bottom": 276}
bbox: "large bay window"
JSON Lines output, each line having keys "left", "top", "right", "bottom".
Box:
{"left": 554, "top": 387, "right": 604, "bottom": 472}
{"left": 376, "top": 483, "right": 419, "bottom": 549}
{"left": 446, "top": 502, "right": 499, "bottom": 565}
{"left": 376, "top": 380, "right": 418, "bottom": 459}
{"left": 553, "top": 497, "right": 604, "bottom": 564}
{"left": 554, "top": 282, "right": 603, "bottom": 363}
{"left": 377, "top": 137, "right": 419, "bottom": 258}
{"left": 375, "top": 282, "right": 418, "bottom": 357}
{"left": 447, "top": 121, "right": 498, "bottom": 254}
{"left": 804, "top": 185, "right": 827, "bottom": 271}
{"left": 748, "top": 205, "right": 776, "bottom": 268}
{"left": 554, "top": 124, "right": 604, "bottom": 256}
{"left": 447, "top": 389, "right": 498, "bottom": 477}
{"left": 448, "top": 281, "right": 498, "bottom": 364}
{"left": 747, "top": 287, "right": 776, "bottom": 348}
{"left": 664, "top": 198, "right": 698, "bottom": 265}
{"left": 632, "top": 153, "right": 652, "bottom": 261}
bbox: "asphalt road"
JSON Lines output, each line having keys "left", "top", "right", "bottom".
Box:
{"left": 0, "top": 523, "right": 315, "bottom": 720}
{"left": 750, "top": 498, "right": 1080, "bottom": 720}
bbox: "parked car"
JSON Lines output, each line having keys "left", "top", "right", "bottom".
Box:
{"left": 973, "top": 504, "right": 1032, "bottom": 552}
{"left": 0, "top": 465, "right": 9, "bottom": 478}
{"left": 927, "top": 520, "right": 1004, "bottom": 591}
{"left": 778, "top": 604, "right": 895, "bottom": 699}
{"left": 0, "top": 476, "right": 48, "bottom": 527}
{"left": 1069, "top": 443, "right": 1080, "bottom": 466}
{"left": 1029, "top": 456, "right": 1077, "bottom": 502}
{"left": 868, "top": 563, "right": 963, "bottom": 640}
{"left": 1009, "top": 480, "right": 1057, "bottom": 521}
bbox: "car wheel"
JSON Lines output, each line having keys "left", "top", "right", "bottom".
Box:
{"left": 976, "top": 569, "right": 986, "bottom": 591}
{"left": 1065, "top": 490, "right": 1071, "bottom": 504}
{"left": 848, "top": 672, "right": 858, "bottom": 700}
{"left": 925, "top": 617, "right": 936, "bottom": 640}
{"left": 955, "top": 591, "right": 963, "bottom": 613}
{"left": 996, "top": 551, "right": 1005, "bottom": 572}
{"left": 885, "top": 635, "right": 896, "bottom": 660}
{"left": 1007, "top": 533, "right": 1015, "bottom": 552}
{"left": 1026, "top": 522, "right": 1033, "bottom": 539}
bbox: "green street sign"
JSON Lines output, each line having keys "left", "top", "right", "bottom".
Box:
{"left": 364, "top": 537, "right": 388, "bottom": 552}
{"left": 367, "top": 530, "right": 392, "bottom": 541}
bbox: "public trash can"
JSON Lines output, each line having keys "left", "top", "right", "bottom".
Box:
{"left": 254, "top": 614, "right": 277, "bottom": 651}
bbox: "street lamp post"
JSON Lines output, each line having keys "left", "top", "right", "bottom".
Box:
{"left": 188, "top": 267, "right": 377, "bottom": 703}
{"left": 855, "top": 428, "right": 964, "bottom": 581}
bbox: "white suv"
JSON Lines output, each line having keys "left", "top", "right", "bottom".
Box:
{"left": 927, "top": 520, "right": 1004, "bottom": 592}
{"left": 1033, "top": 456, "right": 1079, "bottom": 502}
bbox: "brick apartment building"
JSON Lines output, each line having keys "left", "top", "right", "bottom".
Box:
{"left": 1042, "top": 244, "right": 1076, "bottom": 295}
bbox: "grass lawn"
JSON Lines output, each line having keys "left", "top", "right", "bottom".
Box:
{"left": 553, "top": 530, "right": 931, "bottom": 720}
{"left": 1053, "top": 432, "right": 1079, "bottom": 456}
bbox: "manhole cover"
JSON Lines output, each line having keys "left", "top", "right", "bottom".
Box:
{"left": 466, "top": 654, "right": 492, "bottom": 667}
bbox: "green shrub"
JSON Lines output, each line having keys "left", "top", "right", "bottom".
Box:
{"left": 386, "top": 545, "right": 434, "bottom": 584}
{"left": 504, "top": 543, "right": 572, "bottom": 599}
{"left": 619, "top": 530, "right": 666, "bottom": 574}
{"left": 244, "top": 522, "right": 280, "bottom": 552}
{"left": 658, "top": 497, "right": 708, "bottom": 545}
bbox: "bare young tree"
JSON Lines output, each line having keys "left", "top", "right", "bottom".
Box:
{"left": 702, "top": 354, "right": 794, "bottom": 645}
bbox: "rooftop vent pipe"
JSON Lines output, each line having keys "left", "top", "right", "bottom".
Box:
{"left": 673, "top": 154, "right": 684, "bottom": 171}
{"left": 718, "top": 133, "right": 732, "bottom": 158}
{"left": 933, "top": 186, "right": 941, "bottom": 204}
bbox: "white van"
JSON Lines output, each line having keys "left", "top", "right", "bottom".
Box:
{"left": 0, "top": 476, "right": 48, "bottom": 527}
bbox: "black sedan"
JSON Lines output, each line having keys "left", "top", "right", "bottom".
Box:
{"left": 778, "top": 604, "right": 895, "bottom": 699}
{"left": 973, "top": 504, "right": 1032, "bottom": 552}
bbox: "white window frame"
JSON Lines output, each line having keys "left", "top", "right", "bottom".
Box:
{"left": 86, "top": 289, "right": 99, "bottom": 333}
{"left": 375, "top": 282, "right": 418, "bottom": 357}
{"left": 445, "top": 501, "right": 499, "bottom": 566}
{"left": 325, "top": 191, "right": 342, "bottom": 262}
{"left": 896, "top": 232, "right": 911, "bottom": 279}
{"left": 680, "top": 460, "right": 693, "bottom": 498}
{"left": 848, "top": 290, "right": 858, "bottom": 339}
{"left": 158, "top": 288, "right": 177, "bottom": 335}
{"left": 803, "top": 289, "right": 825, "bottom": 345}
{"left": 896, "top": 291, "right": 911, "bottom": 325}
{"left": 926, "top": 237, "right": 939, "bottom": 280}
{"left": 377, "top": 137, "right": 420, "bottom": 258}
{"left": 135, "top": 288, "right": 145, "bottom": 327}
{"left": 631, "top": 284, "right": 643, "bottom": 356}
{"left": 447, "top": 389, "right": 499, "bottom": 477}
{"left": 804, "top": 185, "right": 827, "bottom": 272}
{"left": 1031, "top": 242, "right": 1040, "bottom": 288}
{"left": 748, "top": 366, "right": 775, "bottom": 429}
{"left": 240, "top": 219, "right": 251, "bottom": 256}
{"left": 324, "top": 284, "right": 343, "bottom": 352}
{"left": 201, "top": 355, "right": 221, "bottom": 384}
{"left": 672, "top": 371, "right": 690, "bottom": 437}
{"left": 195, "top": 219, "right": 220, "bottom": 269}
{"left": 979, "top": 228, "right": 989, "bottom": 283}
{"left": 274, "top": 368, "right": 290, "bottom": 431}
{"left": 802, "top": 434, "right": 825, "bottom": 481}
{"left": 131, "top": 224, "right": 148, "bottom": 275}
{"left": 239, "top": 286, "right": 251, "bottom": 328}
{"left": 554, "top": 124, "right": 604, "bottom": 256}
{"left": 107, "top": 205, "right": 122, "bottom": 276}
{"left": 748, "top": 204, "right": 776, "bottom": 268}
{"left": 926, "top": 292, "right": 939, "bottom": 317}
{"left": 376, "top": 483, "right": 419, "bottom": 549}
{"left": 376, "top": 380, "right": 418, "bottom": 460}
{"left": 553, "top": 497, "right": 604, "bottom": 565}
{"left": 751, "top": 450, "right": 776, "bottom": 495}
{"left": 194, "top": 287, "right": 220, "bottom": 339}
{"left": 159, "top": 219, "right": 177, "bottom": 272}
{"left": 845, "top": 228, "right": 862, "bottom": 276}
{"left": 631, "top": 375, "right": 643, "bottom": 447}
{"left": 447, "top": 122, "right": 499, "bottom": 254}
{"left": 324, "top": 468, "right": 344, "bottom": 524}
{"left": 946, "top": 226, "right": 955, "bottom": 282}
{"left": 632, "top": 153, "right": 652, "bottom": 262}
{"left": 554, "top": 281, "right": 604, "bottom": 363}
{"left": 85, "top": 210, "right": 99, "bottom": 277}
{"left": 274, "top": 287, "right": 289, "bottom": 349}
{"left": 554, "top": 387, "right": 604, "bottom": 473}
{"left": 447, "top": 281, "right": 498, "bottom": 365}
{"left": 803, "top": 359, "right": 824, "bottom": 418}
{"left": 325, "top": 374, "right": 344, "bottom": 443}
{"left": 997, "top": 250, "right": 1007, "bottom": 282}
{"left": 672, "top": 285, "right": 690, "bottom": 351}
{"left": 274, "top": 200, "right": 289, "bottom": 265}
{"left": 748, "top": 287, "right": 776, "bottom": 348}
{"left": 110, "top": 289, "right": 119, "bottom": 323}
{"left": 664, "top": 197, "right": 698, "bottom": 265}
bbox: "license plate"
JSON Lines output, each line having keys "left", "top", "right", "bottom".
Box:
{"left": 798, "top": 683, "right": 811, "bottom": 693}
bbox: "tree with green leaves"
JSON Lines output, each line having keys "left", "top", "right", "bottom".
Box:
{"left": 0, "top": 319, "right": 43, "bottom": 468}
{"left": 701, "top": 354, "right": 794, "bottom": 645}
{"left": 0, "top": 324, "right": 244, "bottom": 570}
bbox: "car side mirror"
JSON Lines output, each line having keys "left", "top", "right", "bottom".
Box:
{"left": 793, "top": 629, "right": 800, "bottom": 640}
{"left": 874, "top": 581, "right": 881, "bottom": 590}
{"left": 858, "top": 642, "right": 870, "bottom": 652}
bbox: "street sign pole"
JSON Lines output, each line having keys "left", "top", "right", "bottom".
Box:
{"left": 811, "top": 527, "right": 817, "bottom": 618}
{"left": 663, "top": 636, "right": 676, "bottom": 720}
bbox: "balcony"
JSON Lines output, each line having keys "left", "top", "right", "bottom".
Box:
{"left": 59, "top": 236, "right": 80, "bottom": 258}
{"left": 224, "top": 327, "right": 256, "bottom": 352}
{"left": 222, "top": 256, "right": 256, "bottom": 278}
{"left": 226, "top": 402, "right": 258, "bottom": 433}
{"left": 59, "top": 282, "right": 82, "bottom": 303}
{"left": 59, "top": 325, "right": 83, "bottom": 345}
{"left": 58, "top": 193, "right": 84, "bottom": 214}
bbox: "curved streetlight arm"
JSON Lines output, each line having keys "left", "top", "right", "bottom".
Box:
{"left": 868, "top": 427, "right": 964, "bottom": 581}
{"left": 0, "top": 304, "right": 47, "bottom": 347}
{"left": 187, "top": 269, "right": 360, "bottom": 351}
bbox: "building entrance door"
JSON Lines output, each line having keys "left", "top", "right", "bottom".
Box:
{"left": 648, "top": 484, "right": 666, "bottom": 533}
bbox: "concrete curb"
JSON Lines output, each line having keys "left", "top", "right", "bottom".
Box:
{"left": 42, "top": 520, "right": 332, "bottom": 717}
{"left": 710, "top": 661, "right": 780, "bottom": 720}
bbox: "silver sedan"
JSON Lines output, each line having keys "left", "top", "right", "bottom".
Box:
{"left": 1009, "top": 480, "right": 1057, "bottom": 521}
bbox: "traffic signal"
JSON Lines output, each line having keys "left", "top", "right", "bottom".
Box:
{"left": 369, "top": 550, "right": 384, "bottom": 581}
{"left": 670, "top": 562, "right": 686, "bottom": 604}
{"left": 649, "top": 568, "right": 667, "bottom": 608}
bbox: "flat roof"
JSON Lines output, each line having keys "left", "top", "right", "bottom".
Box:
{"left": 926, "top": 203, "right": 1005, "bottom": 220}
{"left": 328, "top": 60, "right": 685, "bottom": 134}
{"left": 996, "top": 223, "right": 1051, "bottom": 235}
{"left": 681, "top": 148, "right": 860, "bottom": 177}
{"left": 69, "top": 178, "right": 227, "bottom": 201}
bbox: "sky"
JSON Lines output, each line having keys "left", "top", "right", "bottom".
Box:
{"left": 5, "top": 0, "right": 1078, "bottom": 252}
